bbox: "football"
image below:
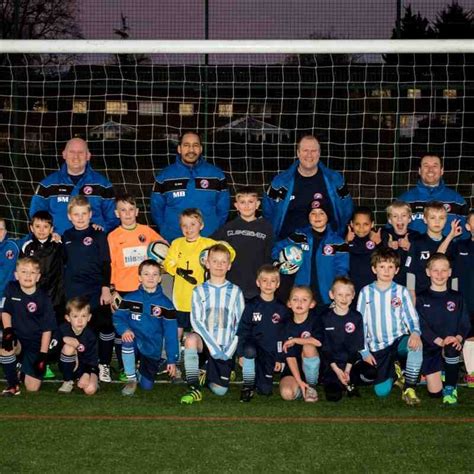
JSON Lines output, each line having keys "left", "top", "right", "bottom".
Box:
{"left": 278, "top": 244, "right": 304, "bottom": 274}
{"left": 147, "top": 240, "right": 170, "bottom": 264}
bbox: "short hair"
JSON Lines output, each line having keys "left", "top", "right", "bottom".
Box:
{"left": 351, "top": 206, "right": 374, "bottom": 222}
{"left": 386, "top": 200, "right": 412, "bottom": 219}
{"left": 0, "top": 218, "right": 7, "bottom": 229}
{"left": 16, "top": 256, "right": 41, "bottom": 271}
{"left": 179, "top": 130, "right": 201, "bottom": 145}
{"left": 180, "top": 208, "right": 204, "bottom": 225}
{"left": 66, "top": 296, "right": 91, "bottom": 315}
{"left": 115, "top": 193, "right": 137, "bottom": 207}
{"left": 288, "top": 285, "right": 314, "bottom": 300}
{"left": 138, "top": 259, "right": 161, "bottom": 275}
{"left": 370, "top": 247, "right": 400, "bottom": 269}
{"left": 297, "top": 134, "right": 320, "bottom": 150}
{"left": 426, "top": 252, "right": 451, "bottom": 270}
{"left": 420, "top": 153, "right": 443, "bottom": 168}
{"left": 423, "top": 201, "right": 446, "bottom": 217}
{"left": 30, "top": 210, "right": 53, "bottom": 226}
{"left": 331, "top": 276, "right": 355, "bottom": 291}
{"left": 234, "top": 186, "right": 260, "bottom": 200}
{"left": 256, "top": 264, "right": 280, "bottom": 279}
{"left": 68, "top": 195, "right": 90, "bottom": 213}
{"left": 466, "top": 209, "right": 474, "bottom": 221}
{"left": 207, "top": 243, "right": 231, "bottom": 261}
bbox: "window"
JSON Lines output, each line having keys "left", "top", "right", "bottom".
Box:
{"left": 440, "top": 113, "right": 457, "bottom": 125}
{"left": 371, "top": 89, "right": 391, "bottom": 98}
{"left": 407, "top": 88, "right": 421, "bottom": 99}
{"left": 106, "top": 100, "right": 128, "bottom": 115}
{"left": 179, "top": 103, "right": 194, "bottom": 116}
{"left": 73, "top": 100, "right": 88, "bottom": 114}
{"left": 32, "top": 101, "right": 48, "bottom": 112}
{"left": 443, "top": 89, "right": 457, "bottom": 99}
{"left": 139, "top": 102, "right": 164, "bottom": 116}
{"left": 218, "top": 103, "right": 233, "bottom": 117}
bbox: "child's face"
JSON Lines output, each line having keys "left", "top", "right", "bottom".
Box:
{"left": 234, "top": 194, "right": 260, "bottom": 220}
{"left": 372, "top": 260, "right": 399, "bottom": 283}
{"left": 329, "top": 282, "right": 355, "bottom": 310}
{"left": 30, "top": 219, "right": 53, "bottom": 240}
{"left": 66, "top": 308, "right": 92, "bottom": 334}
{"left": 426, "top": 259, "right": 451, "bottom": 287}
{"left": 388, "top": 208, "right": 411, "bottom": 235}
{"left": 287, "top": 288, "right": 315, "bottom": 316}
{"left": 309, "top": 209, "right": 328, "bottom": 231}
{"left": 68, "top": 205, "right": 92, "bottom": 230}
{"left": 0, "top": 221, "right": 6, "bottom": 242}
{"left": 423, "top": 209, "right": 447, "bottom": 234}
{"left": 180, "top": 215, "right": 203, "bottom": 241}
{"left": 15, "top": 262, "right": 41, "bottom": 290}
{"left": 351, "top": 213, "right": 373, "bottom": 238}
{"left": 256, "top": 271, "right": 280, "bottom": 297}
{"left": 466, "top": 215, "right": 474, "bottom": 238}
{"left": 205, "top": 250, "right": 231, "bottom": 279}
{"left": 115, "top": 201, "right": 138, "bottom": 228}
{"left": 139, "top": 265, "right": 161, "bottom": 290}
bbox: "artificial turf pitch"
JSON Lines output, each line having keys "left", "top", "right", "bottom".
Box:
{"left": 1, "top": 380, "right": 473, "bottom": 473}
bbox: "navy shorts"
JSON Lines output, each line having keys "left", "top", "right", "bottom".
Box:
{"left": 176, "top": 311, "right": 190, "bottom": 330}
{"left": 139, "top": 355, "right": 166, "bottom": 380}
{"left": 18, "top": 344, "right": 43, "bottom": 380}
{"left": 372, "top": 335, "right": 408, "bottom": 384}
{"left": 197, "top": 345, "right": 233, "bottom": 388}
{"left": 421, "top": 346, "right": 443, "bottom": 376}
{"left": 74, "top": 361, "right": 99, "bottom": 379}
{"left": 281, "top": 356, "right": 305, "bottom": 381}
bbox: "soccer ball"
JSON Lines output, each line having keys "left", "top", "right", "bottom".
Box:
{"left": 199, "top": 248, "right": 210, "bottom": 267}
{"left": 278, "top": 244, "right": 304, "bottom": 275}
{"left": 199, "top": 241, "right": 236, "bottom": 268}
{"left": 147, "top": 240, "right": 170, "bottom": 264}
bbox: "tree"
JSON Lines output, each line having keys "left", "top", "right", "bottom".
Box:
{"left": 433, "top": 2, "right": 474, "bottom": 38}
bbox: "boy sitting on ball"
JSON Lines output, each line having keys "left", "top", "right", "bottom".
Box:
{"left": 272, "top": 199, "right": 349, "bottom": 313}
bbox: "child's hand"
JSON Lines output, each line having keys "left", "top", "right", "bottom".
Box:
{"left": 399, "top": 233, "right": 411, "bottom": 251}
{"left": 333, "top": 366, "right": 348, "bottom": 386}
{"left": 51, "top": 232, "right": 62, "bottom": 243}
{"left": 283, "top": 339, "right": 296, "bottom": 353}
{"left": 443, "top": 335, "right": 462, "bottom": 351}
{"left": 274, "top": 361, "right": 282, "bottom": 372}
{"left": 298, "top": 380, "right": 309, "bottom": 398}
{"left": 121, "top": 330, "right": 135, "bottom": 343}
{"left": 346, "top": 225, "right": 355, "bottom": 243}
{"left": 92, "top": 223, "right": 104, "bottom": 232}
{"left": 167, "top": 364, "right": 176, "bottom": 378}
{"left": 408, "top": 332, "right": 422, "bottom": 351}
{"left": 100, "top": 287, "right": 112, "bottom": 305}
{"left": 448, "top": 219, "right": 463, "bottom": 239}
{"left": 370, "top": 228, "right": 382, "bottom": 245}
{"left": 387, "top": 234, "right": 399, "bottom": 250}
{"left": 363, "top": 353, "right": 377, "bottom": 366}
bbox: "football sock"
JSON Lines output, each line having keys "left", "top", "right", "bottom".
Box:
{"left": 0, "top": 354, "right": 18, "bottom": 386}
{"left": 121, "top": 341, "right": 136, "bottom": 381}
{"left": 404, "top": 349, "right": 422, "bottom": 388}
{"left": 184, "top": 347, "right": 199, "bottom": 387}
{"left": 302, "top": 356, "right": 320, "bottom": 386}
{"left": 59, "top": 353, "right": 76, "bottom": 381}
{"left": 98, "top": 332, "right": 115, "bottom": 365}
{"left": 443, "top": 346, "right": 460, "bottom": 387}
{"left": 114, "top": 334, "right": 123, "bottom": 370}
{"left": 242, "top": 357, "right": 256, "bottom": 388}
{"left": 463, "top": 340, "right": 474, "bottom": 374}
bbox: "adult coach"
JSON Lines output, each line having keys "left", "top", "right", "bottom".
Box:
{"left": 398, "top": 153, "right": 468, "bottom": 237}
{"left": 263, "top": 134, "right": 353, "bottom": 239}
{"left": 150, "top": 131, "right": 230, "bottom": 242}
{"left": 29, "top": 137, "right": 119, "bottom": 235}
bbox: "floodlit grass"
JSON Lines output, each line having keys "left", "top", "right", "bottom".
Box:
{"left": 2, "top": 381, "right": 473, "bottom": 473}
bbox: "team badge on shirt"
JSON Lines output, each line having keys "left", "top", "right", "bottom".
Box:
{"left": 5, "top": 250, "right": 14, "bottom": 259}
{"left": 27, "top": 302, "right": 37, "bottom": 312}
{"left": 443, "top": 203, "right": 451, "bottom": 212}
{"left": 138, "top": 234, "right": 146, "bottom": 243}
{"left": 345, "top": 322, "right": 356, "bottom": 333}
{"left": 323, "top": 245, "right": 334, "bottom": 256}
{"left": 200, "top": 179, "right": 209, "bottom": 189}
{"left": 366, "top": 240, "right": 375, "bottom": 250}
{"left": 446, "top": 301, "right": 456, "bottom": 312}
{"left": 300, "top": 331, "right": 311, "bottom": 339}
{"left": 151, "top": 305, "right": 162, "bottom": 317}
{"left": 391, "top": 297, "right": 402, "bottom": 308}
{"left": 272, "top": 313, "right": 281, "bottom": 324}
{"left": 83, "top": 237, "right": 93, "bottom": 246}
{"left": 313, "top": 193, "right": 323, "bottom": 200}
{"left": 83, "top": 186, "right": 93, "bottom": 195}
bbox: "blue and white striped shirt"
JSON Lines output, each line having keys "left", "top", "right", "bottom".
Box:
{"left": 356, "top": 281, "right": 420, "bottom": 357}
{"left": 191, "top": 280, "right": 245, "bottom": 360}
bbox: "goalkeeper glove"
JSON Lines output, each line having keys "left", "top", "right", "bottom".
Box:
{"left": 176, "top": 267, "right": 197, "bottom": 285}
{"left": 1, "top": 327, "right": 17, "bottom": 352}
{"left": 34, "top": 352, "right": 48, "bottom": 377}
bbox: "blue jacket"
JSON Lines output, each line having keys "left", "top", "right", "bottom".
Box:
{"left": 150, "top": 155, "right": 230, "bottom": 242}
{"left": 0, "top": 236, "right": 20, "bottom": 302}
{"left": 399, "top": 179, "right": 468, "bottom": 238}
{"left": 113, "top": 285, "right": 179, "bottom": 363}
{"left": 263, "top": 161, "right": 353, "bottom": 238}
{"left": 29, "top": 163, "right": 119, "bottom": 235}
{"left": 272, "top": 226, "right": 349, "bottom": 305}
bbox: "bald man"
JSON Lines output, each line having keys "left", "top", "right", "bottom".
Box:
{"left": 30, "top": 138, "right": 119, "bottom": 235}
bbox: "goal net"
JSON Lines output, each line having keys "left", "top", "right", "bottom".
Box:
{"left": 0, "top": 40, "right": 473, "bottom": 235}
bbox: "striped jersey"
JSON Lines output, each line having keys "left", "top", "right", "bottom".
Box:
{"left": 191, "top": 280, "right": 245, "bottom": 360}
{"left": 357, "top": 281, "right": 420, "bottom": 357}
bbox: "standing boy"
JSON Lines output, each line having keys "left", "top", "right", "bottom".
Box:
{"left": 0, "top": 218, "right": 21, "bottom": 310}
{"left": 180, "top": 243, "right": 245, "bottom": 404}
{"left": 357, "top": 248, "right": 423, "bottom": 405}
{"left": 237, "top": 264, "right": 290, "bottom": 402}
{"left": 417, "top": 253, "right": 470, "bottom": 405}
{"left": 0, "top": 257, "right": 56, "bottom": 396}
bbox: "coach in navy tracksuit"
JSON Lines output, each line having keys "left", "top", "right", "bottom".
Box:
{"left": 150, "top": 131, "right": 230, "bottom": 242}
{"left": 29, "top": 138, "right": 118, "bottom": 235}
{"left": 263, "top": 135, "right": 353, "bottom": 239}
{"left": 398, "top": 154, "right": 468, "bottom": 238}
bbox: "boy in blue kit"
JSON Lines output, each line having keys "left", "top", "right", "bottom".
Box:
{"left": 0, "top": 218, "right": 21, "bottom": 310}
{"left": 357, "top": 248, "right": 423, "bottom": 405}
{"left": 279, "top": 286, "right": 321, "bottom": 403}
{"left": 63, "top": 196, "right": 114, "bottom": 383}
{"left": 272, "top": 199, "right": 349, "bottom": 312}
{"left": 180, "top": 243, "right": 245, "bottom": 404}
{"left": 417, "top": 254, "right": 470, "bottom": 405}
{"left": 237, "top": 264, "right": 290, "bottom": 402}
{"left": 319, "top": 277, "right": 376, "bottom": 402}
{"left": 0, "top": 257, "right": 56, "bottom": 396}
{"left": 212, "top": 187, "right": 274, "bottom": 301}
{"left": 113, "top": 259, "right": 179, "bottom": 396}
{"left": 345, "top": 207, "right": 382, "bottom": 300}
{"left": 54, "top": 296, "right": 99, "bottom": 395}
